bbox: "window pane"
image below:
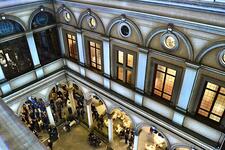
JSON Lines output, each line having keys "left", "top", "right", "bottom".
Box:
{"left": 154, "top": 71, "right": 165, "bottom": 91}
{"left": 167, "top": 68, "right": 176, "bottom": 76}
{"left": 157, "top": 65, "right": 166, "bottom": 72}
{"left": 220, "top": 87, "right": 225, "bottom": 94}
{"left": 90, "top": 47, "right": 96, "bottom": 62}
{"left": 198, "top": 109, "right": 208, "bottom": 117}
{"left": 209, "top": 114, "right": 220, "bottom": 122}
{"left": 72, "top": 35, "right": 75, "bottom": 40}
{"left": 162, "top": 93, "right": 171, "bottom": 101}
{"left": 199, "top": 89, "right": 216, "bottom": 111}
{"left": 206, "top": 82, "right": 219, "bottom": 91}
{"left": 211, "top": 94, "right": 225, "bottom": 116}
{"left": 117, "top": 67, "right": 123, "bottom": 81}
{"left": 127, "top": 54, "right": 133, "bottom": 68}
{"left": 154, "top": 90, "right": 162, "bottom": 96}
{"left": 96, "top": 49, "right": 101, "bottom": 65}
{"left": 118, "top": 51, "right": 123, "bottom": 64}
{"left": 91, "top": 62, "right": 96, "bottom": 68}
{"left": 90, "top": 41, "right": 95, "bottom": 47}
{"left": 126, "top": 70, "right": 132, "bottom": 84}
{"left": 97, "top": 65, "right": 101, "bottom": 70}
{"left": 96, "top": 43, "right": 100, "bottom": 49}
{"left": 164, "top": 75, "right": 175, "bottom": 95}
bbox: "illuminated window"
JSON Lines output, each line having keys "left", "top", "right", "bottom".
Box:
{"left": 115, "top": 48, "right": 136, "bottom": 85}
{"left": 66, "top": 33, "right": 78, "bottom": 61}
{"left": 153, "top": 64, "right": 176, "bottom": 101}
{"left": 198, "top": 82, "right": 225, "bottom": 122}
{"left": 88, "top": 41, "right": 102, "bottom": 71}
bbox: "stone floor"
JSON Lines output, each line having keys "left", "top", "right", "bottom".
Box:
{"left": 44, "top": 124, "right": 129, "bottom": 150}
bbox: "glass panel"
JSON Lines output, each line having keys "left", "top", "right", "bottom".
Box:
{"left": 154, "top": 90, "right": 162, "bottom": 96}
{"left": 206, "top": 82, "right": 219, "bottom": 91}
{"left": 91, "top": 62, "right": 96, "bottom": 68}
{"left": 198, "top": 109, "right": 209, "bottom": 117}
{"left": 96, "top": 43, "right": 100, "bottom": 49}
{"left": 211, "top": 94, "right": 225, "bottom": 116}
{"left": 0, "top": 36, "right": 34, "bottom": 80}
{"left": 67, "top": 34, "right": 71, "bottom": 39}
{"left": 209, "top": 114, "right": 220, "bottom": 122}
{"left": 72, "top": 35, "right": 75, "bottom": 40}
{"left": 90, "top": 41, "right": 95, "bottom": 47}
{"left": 220, "top": 87, "right": 225, "bottom": 94}
{"left": 162, "top": 93, "right": 171, "bottom": 101}
{"left": 90, "top": 47, "right": 96, "bottom": 62}
{"left": 127, "top": 54, "right": 133, "bottom": 68}
{"left": 97, "top": 65, "right": 101, "bottom": 70}
{"left": 33, "top": 27, "right": 60, "bottom": 65}
{"left": 96, "top": 49, "right": 101, "bottom": 65}
{"left": 126, "top": 70, "right": 132, "bottom": 84}
{"left": 0, "top": 20, "right": 24, "bottom": 38}
{"left": 118, "top": 51, "right": 124, "bottom": 64}
{"left": 157, "top": 64, "right": 166, "bottom": 72}
{"left": 164, "top": 75, "right": 175, "bottom": 95}
{"left": 167, "top": 68, "right": 176, "bottom": 76}
{"left": 117, "top": 67, "right": 123, "bottom": 81}
{"left": 154, "top": 71, "right": 165, "bottom": 91}
{"left": 199, "top": 89, "right": 216, "bottom": 111}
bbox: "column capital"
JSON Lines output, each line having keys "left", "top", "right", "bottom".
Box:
{"left": 185, "top": 62, "right": 200, "bottom": 69}
{"left": 86, "top": 100, "right": 92, "bottom": 105}
{"left": 107, "top": 113, "right": 112, "bottom": 119}
{"left": 102, "top": 36, "right": 110, "bottom": 42}
{"left": 138, "top": 47, "right": 148, "bottom": 54}
{"left": 25, "top": 31, "right": 33, "bottom": 36}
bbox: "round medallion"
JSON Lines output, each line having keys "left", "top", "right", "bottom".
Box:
{"left": 35, "top": 12, "right": 49, "bottom": 26}
{"left": 0, "top": 20, "right": 14, "bottom": 36}
{"left": 161, "top": 32, "right": 179, "bottom": 51}
{"left": 218, "top": 49, "right": 225, "bottom": 67}
{"left": 63, "top": 11, "right": 71, "bottom": 22}
{"left": 87, "top": 16, "right": 97, "bottom": 29}
{"left": 119, "top": 23, "right": 131, "bottom": 38}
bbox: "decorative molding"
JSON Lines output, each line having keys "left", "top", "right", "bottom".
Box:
{"left": 56, "top": 4, "right": 77, "bottom": 26}
{"left": 28, "top": 6, "right": 55, "bottom": 30}
{"left": 196, "top": 41, "right": 225, "bottom": 63}
{"left": 106, "top": 14, "right": 144, "bottom": 46}
{"left": 146, "top": 26, "right": 194, "bottom": 61}
{"left": 78, "top": 8, "right": 105, "bottom": 33}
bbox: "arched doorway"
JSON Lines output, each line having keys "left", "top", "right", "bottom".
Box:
{"left": 19, "top": 97, "right": 49, "bottom": 142}
{"left": 89, "top": 94, "right": 108, "bottom": 137}
{"left": 49, "top": 83, "right": 70, "bottom": 124}
{"left": 138, "top": 126, "right": 168, "bottom": 150}
{"left": 110, "top": 108, "right": 134, "bottom": 149}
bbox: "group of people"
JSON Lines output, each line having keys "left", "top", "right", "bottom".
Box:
{"left": 91, "top": 103, "right": 104, "bottom": 130}
{"left": 20, "top": 97, "right": 49, "bottom": 137}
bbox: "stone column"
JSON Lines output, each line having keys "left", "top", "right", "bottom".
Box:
{"left": 26, "top": 32, "right": 41, "bottom": 67}
{"left": 67, "top": 84, "right": 76, "bottom": 114}
{"left": 107, "top": 113, "right": 113, "bottom": 143}
{"left": 0, "top": 98, "right": 46, "bottom": 150}
{"left": 86, "top": 102, "right": 93, "bottom": 128}
{"left": 57, "top": 25, "right": 66, "bottom": 56}
{"left": 177, "top": 63, "right": 199, "bottom": 111}
{"left": 103, "top": 37, "right": 111, "bottom": 89}
{"left": 133, "top": 131, "right": 139, "bottom": 150}
{"left": 26, "top": 32, "right": 44, "bottom": 79}
{"left": 77, "top": 31, "right": 86, "bottom": 77}
{"left": 46, "top": 105, "right": 55, "bottom": 126}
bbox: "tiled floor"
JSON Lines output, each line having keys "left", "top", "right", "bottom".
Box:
{"left": 46, "top": 124, "right": 129, "bottom": 150}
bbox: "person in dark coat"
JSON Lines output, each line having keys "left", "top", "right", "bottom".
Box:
{"left": 47, "top": 139, "right": 53, "bottom": 150}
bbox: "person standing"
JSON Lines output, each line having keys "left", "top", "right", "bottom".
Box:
{"left": 47, "top": 139, "right": 53, "bottom": 150}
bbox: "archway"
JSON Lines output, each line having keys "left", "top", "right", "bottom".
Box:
{"left": 19, "top": 96, "right": 50, "bottom": 142}
{"left": 138, "top": 126, "right": 168, "bottom": 150}
{"left": 110, "top": 108, "right": 134, "bottom": 149}
{"left": 49, "top": 83, "right": 70, "bottom": 124}
{"left": 88, "top": 94, "right": 108, "bottom": 137}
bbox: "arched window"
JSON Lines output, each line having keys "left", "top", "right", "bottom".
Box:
{"left": 0, "top": 19, "right": 24, "bottom": 38}
{"left": 0, "top": 19, "right": 33, "bottom": 80}
{"left": 32, "top": 11, "right": 61, "bottom": 65}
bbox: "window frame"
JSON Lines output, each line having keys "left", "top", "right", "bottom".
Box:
{"left": 84, "top": 36, "right": 103, "bottom": 74}
{"left": 147, "top": 59, "right": 183, "bottom": 105}
{"left": 112, "top": 46, "right": 137, "bottom": 87}
{"left": 196, "top": 79, "right": 225, "bottom": 124}
{"left": 64, "top": 30, "right": 79, "bottom": 62}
